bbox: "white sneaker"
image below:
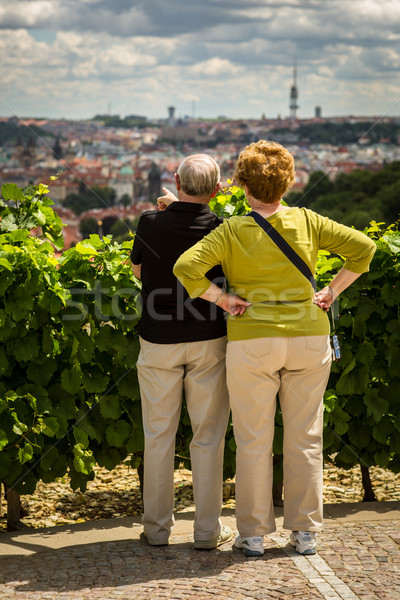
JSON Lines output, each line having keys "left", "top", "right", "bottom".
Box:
{"left": 290, "top": 530, "right": 317, "bottom": 555}
{"left": 234, "top": 535, "right": 264, "bottom": 556}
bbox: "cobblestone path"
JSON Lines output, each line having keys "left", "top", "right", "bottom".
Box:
{"left": 1, "top": 521, "right": 399, "bottom": 600}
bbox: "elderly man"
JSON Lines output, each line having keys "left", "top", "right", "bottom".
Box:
{"left": 131, "top": 154, "right": 232, "bottom": 549}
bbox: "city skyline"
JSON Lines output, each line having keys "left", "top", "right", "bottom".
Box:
{"left": 1, "top": 0, "right": 400, "bottom": 121}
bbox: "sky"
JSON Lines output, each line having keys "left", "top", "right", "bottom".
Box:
{"left": 1, "top": 0, "right": 400, "bottom": 121}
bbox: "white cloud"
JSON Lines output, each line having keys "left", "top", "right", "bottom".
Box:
{"left": 192, "top": 58, "right": 239, "bottom": 77}
{"left": 0, "top": 1, "right": 400, "bottom": 119}
{"left": 0, "top": 1, "right": 55, "bottom": 28}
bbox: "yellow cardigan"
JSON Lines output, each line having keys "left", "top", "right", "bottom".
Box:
{"left": 173, "top": 207, "right": 376, "bottom": 340}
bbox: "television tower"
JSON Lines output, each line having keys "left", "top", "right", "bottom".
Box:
{"left": 289, "top": 61, "right": 299, "bottom": 120}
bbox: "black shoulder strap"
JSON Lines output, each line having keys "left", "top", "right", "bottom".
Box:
{"left": 247, "top": 211, "right": 317, "bottom": 292}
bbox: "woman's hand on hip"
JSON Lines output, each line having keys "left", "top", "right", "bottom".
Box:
{"left": 313, "top": 286, "right": 335, "bottom": 311}
{"left": 217, "top": 293, "right": 252, "bottom": 316}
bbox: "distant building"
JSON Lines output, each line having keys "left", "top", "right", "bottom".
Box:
{"left": 289, "top": 63, "right": 299, "bottom": 121}
{"left": 315, "top": 106, "right": 322, "bottom": 119}
{"left": 160, "top": 124, "right": 201, "bottom": 143}
{"left": 148, "top": 162, "right": 161, "bottom": 203}
{"left": 15, "top": 137, "right": 37, "bottom": 169}
{"left": 167, "top": 106, "right": 176, "bottom": 125}
{"left": 52, "top": 137, "right": 63, "bottom": 161}
{"left": 113, "top": 165, "right": 135, "bottom": 202}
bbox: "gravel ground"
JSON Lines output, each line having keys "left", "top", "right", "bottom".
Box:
{"left": 1, "top": 461, "right": 399, "bottom": 532}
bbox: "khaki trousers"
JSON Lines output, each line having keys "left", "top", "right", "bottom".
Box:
{"left": 137, "top": 336, "right": 229, "bottom": 543}
{"left": 226, "top": 335, "right": 332, "bottom": 537}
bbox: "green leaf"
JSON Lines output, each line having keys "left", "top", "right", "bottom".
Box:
{"left": 40, "top": 453, "right": 68, "bottom": 481}
{"left": 75, "top": 330, "right": 95, "bottom": 363}
{"left": 389, "top": 435, "right": 400, "bottom": 454}
{"left": 117, "top": 369, "right": 140, "bottom": 399}
{"left": 19, "top": 214, "right": 40, "bottom": 230}
{"left": 61, "top": 367, "right": 82, "bottom": 394}
{"left": 96, "top": 326, "right": 128, "bottom": 359}
{"left": 75, "top": 242, "right": 99, "bottom": 255}
{"left": 54, "top": 414, "right": 68, "bottom": 438}
{"left": 346, "top": 395, "right": 366, "bottom": 417}
{"left": 48, "top": 294, "right": 63, "bottom": 314}
{"left": 386, "top": 319, "right": 400, "bottom": 334}
{"left": 347, "top": 422, "right": 370, "bottom": 449}
{"left": 27, "top": 358, "right": 57, "bottom": 386}
{"left": 0, "top": 257, "right": 13, "bottom": 272}
{"left": 15, "top": 384, "right": 50, "bottom": 413}
{"left": 42, "top": 416, "right": 60, "bottom": 437}
{"left": 355, "top": 342, "right": 376, "bottom": 366}
{"left": 364, "top": 388, "right": 389, "bottom": 423}
{"left": 96, "top": 447, "right": 123, "bottom": 470}
{"left": 73, "top": 425, "right": 89, "bottom": 448}
{"left": 18, "top": 442, "right": 34, "bottom": 464}
{"left": 0, "top": 230, "right": 29, "bottom": 243}
{"left": 372, "top": 417, "right": 394, "bottom": 444}
{"left": 76, "top": 409, "right": 102, "bottom": 443}
{"left": 35, "top": 209, "right": 47, "bottom": 226}
{"left": 0, "top": 271, "right": 14, "bottom": 295}
{"left": 40, "top": 445, "right": 61, "bottom": 471}
{"left": 333, "top": 420, "right": 349, "bottom": 436}
{"left": 1, "top": 183, "right": 23, "bottom": 202}
{"left": 272, "top": 424, "right": 283, "bottom": 454}
{"left": 11, "top": 334, "right": 40, "bottom": 362}
{"left": 130, "top": 454, "right": 143, "bottom": 469}
{"left": 69, "top": 466, "right": 93, "bottom": 492}
{"left": 0, "top": 428, "right": 8, "bottom": 451}
{"left": 81, "top": 369, "right": 109, "bottom": 393}
{"left": 382, "top": 232, "right": 400, "bottom": 253}
{"left": 374, "top": 449, "right": 390, "bottom": 468}
{"left": 336, "top": 363, "right": 369, "bottom": 395}
{"left": 24, "top": 393, "right": 37, "bottom": 412}
{"left": 125, "top": 431, "right": 144, "bottom": 454}
{"left": 51, "top": 389, "right": 77, "bottom": 419}
{"left": 0, "top": 346, "right": 9, "bottom": 376}
{"left": 335, "top": 444, "right": 358, "bottom": 465}
{"left": 11, "top": 290, "right": 35, "bottom": 320}
{"left": 105, "top": 420, "right": 131, "bottom": 447}
{"left": 73, "top": 443, "right": 96, "bottom": 474}
{"left": 0, "top": 452, "right": 13, "bottom": 479}
{"left": 99, "top": 395, "right": 122, "bottom": 420}
{"left": 339, "top": 313, "right": 353, "bottom": 328}
{"left": 339, "top": 355, "right": 356, "bottom": 377}
{"left": 394, "top": 414, "right": 400, "bottom": 434}
{"left": 12, "top": 418, "right": 28, "bottom": 435}
{"left": 381, "top": 282, "right": 399, "bottom": 306}
{"left": 355, "top": 296, "right": 376, "bottom": 319}
{"left": 50, "top": 233, "right": 65, "bottom": 251}
{"left": 42, "top": 327, "right": 61, "bottom": 357}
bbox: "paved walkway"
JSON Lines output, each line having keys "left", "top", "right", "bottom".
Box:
{"left": 1, "top": 502, "right": 400, "bottom": 600}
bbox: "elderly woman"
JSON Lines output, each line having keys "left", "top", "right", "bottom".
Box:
{"left": 173, "top": 140, "right": 376, "bottom": 557}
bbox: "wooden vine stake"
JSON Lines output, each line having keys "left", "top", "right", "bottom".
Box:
{"left": 5, "top": 485, "right": 21, "bottom": 532}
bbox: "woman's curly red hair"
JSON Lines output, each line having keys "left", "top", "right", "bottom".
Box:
{"left": 234, "top": 140, "right": 295, "bottom": 204}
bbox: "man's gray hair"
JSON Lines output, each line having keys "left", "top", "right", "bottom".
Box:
{"left": 177, "top": 154, "right": 220, "bottom": 197}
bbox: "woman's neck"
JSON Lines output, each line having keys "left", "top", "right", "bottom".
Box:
{"left": 248, "top": 197, "right": 290, "bottom": 218}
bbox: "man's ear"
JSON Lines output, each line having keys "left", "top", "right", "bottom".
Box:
{"left": 210, "top": 181, "right": 222, "bottom": 198}
{"left": 174, "top": 173, "right": 181, "bottom": 190}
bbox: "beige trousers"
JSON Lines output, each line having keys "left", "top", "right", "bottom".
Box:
{"left": 137, "top": 336, "right": 229, "bottom": 543}
{"left": 226, "top": 335, "right": 332, "bottom": 537}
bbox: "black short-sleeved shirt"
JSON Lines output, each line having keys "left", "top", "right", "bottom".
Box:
{"left": 131, "top": 202, "right": 226, "bottom": 344}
